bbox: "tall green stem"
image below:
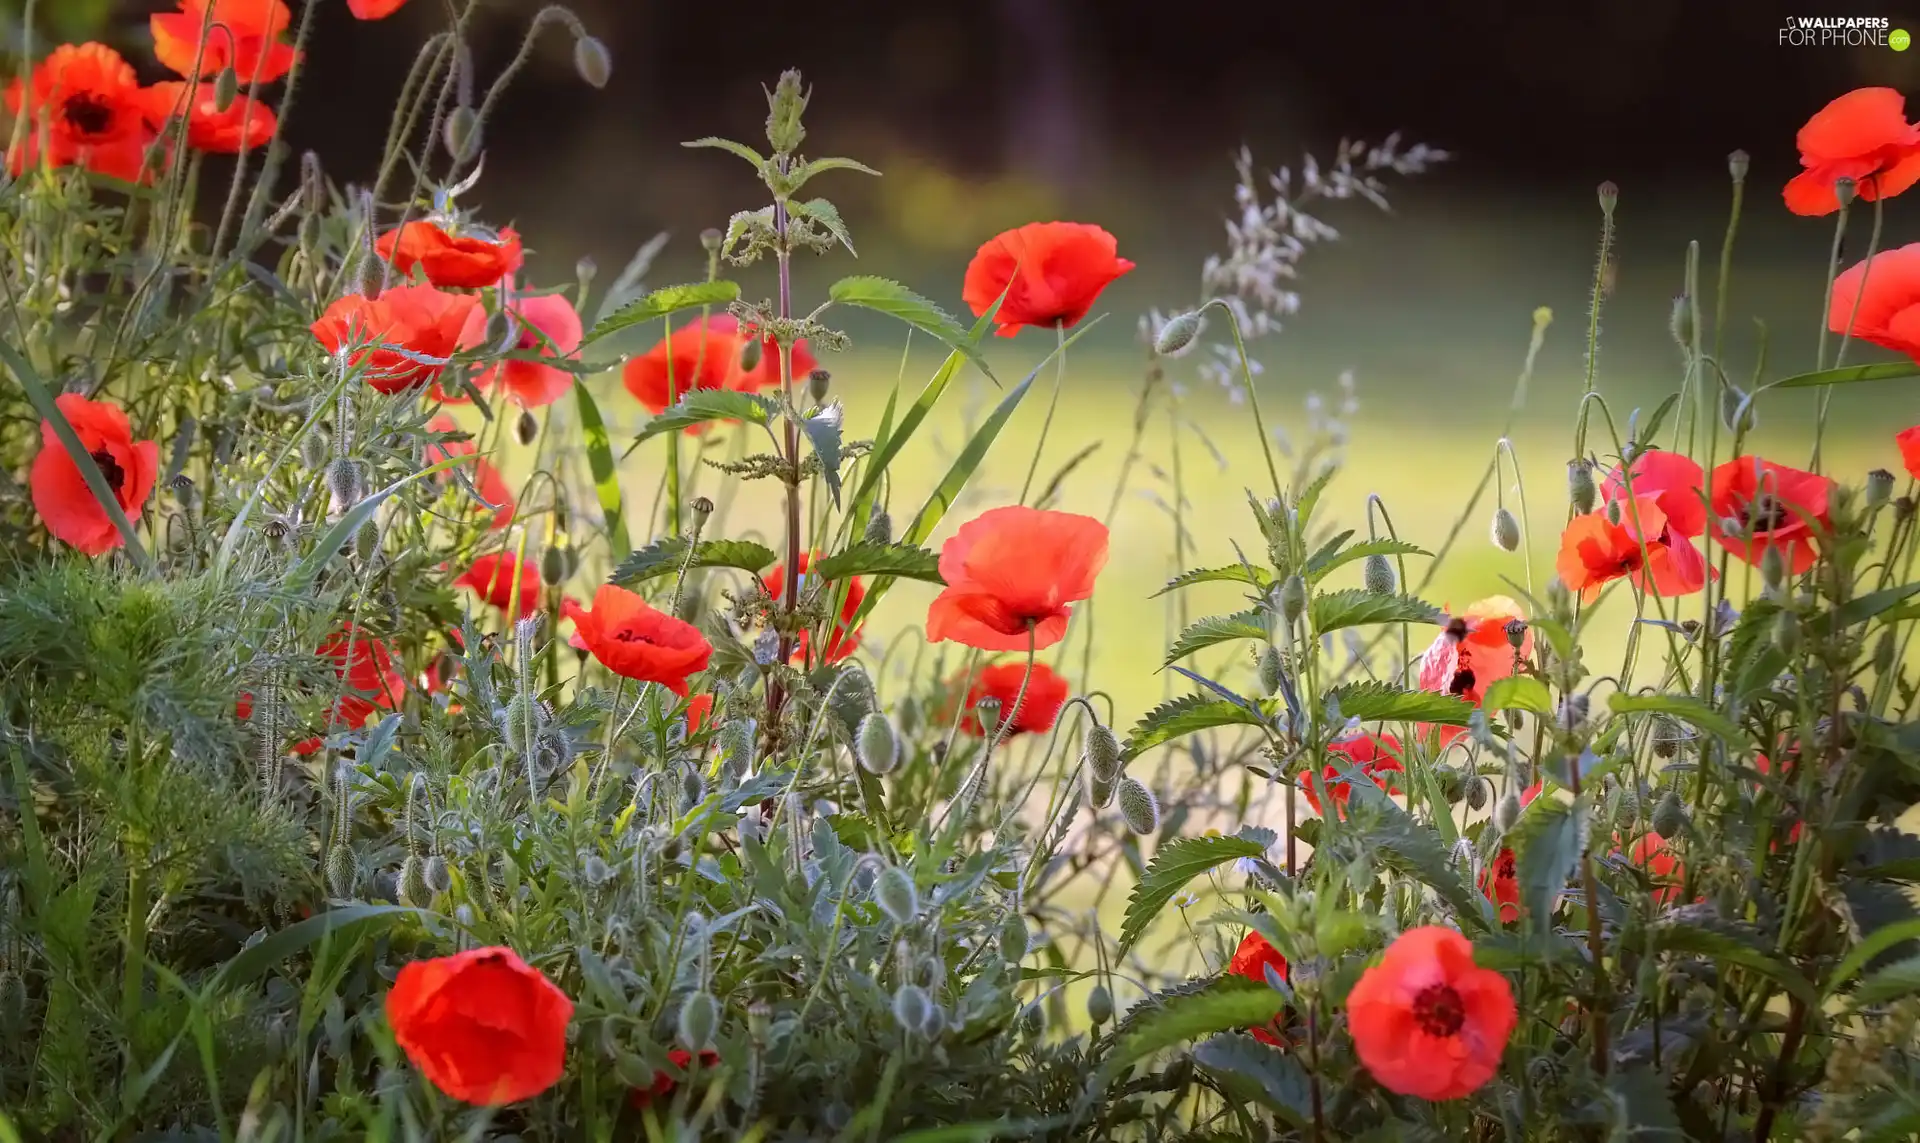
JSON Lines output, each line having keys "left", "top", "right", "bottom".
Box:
{"left": 1017, "top": 325, "right": 1070, "bottom": 505}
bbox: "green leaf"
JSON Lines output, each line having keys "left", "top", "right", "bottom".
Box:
{"left": 609, "top": 537, "right": 778, "bottom": 586}
{"left": 1123, "top": 695, "right": 1270, "bottom": 761}
{"left": 889, "top": 1119, "right": 1070, "bottom": 1143}
{"left": 0, "top": 342, "right": 150, "bottom": 568}
{"left": 213, "top": 905, "right": 425, "bottom": 994}
{"left": 1153, "top": 564, "right": 1275, "bottom": 597}
{"left": 801, "top": 401, "right": 846, "bottom": 507}
{"left": 632, "top": 389, "right": 778, "bottom": 444}
{"left": 1165, "top": 608, "right": 1270, "bottom": 666}
{"left": 681, "top": 135, "right": 767, "bottom": 168}
{"left": 828, "top": 275, "right": 978, "bottom": 363}
{"left": 849, "top": 348, "right": 962, "bottom": 539}
{"left": 792, "top": 197, "right": 856, "bottom": 255}
{"left": 1513, "top": 797, "right": 1588, "bottom": 924}
{"left": 1325, "top": 680, "right": 1473, "bottom": 726}
{"left": 1853, "top": 954, "right": 1920, "bottom": 1006}
{"left": 1306, "top": 538, "right": 1430, "bottom": 582}
{"left": 1354, "top": 807, "right": 1493, "bottom": 931}
{"left": 1310, "top": 589, "right": 1446, "bottom": 633}
{"left": 1608, "top": 692, "right": 1745, "bottom": 746}
{"left": 1827, "top": 583, "right": 1920, "bottom": 632}
{"left": 1634, "top": 393, "right": 1682, "bottom": 450}
{"left": 1105, "top": 979, "right": 1288, "bottom": 1073}
{"left": 1191, "top": 1036, "right": 1312, "bottom": 1125}
{"left": 574, "top": 382, "right": 630, "bottom": 560}
{"left": 1119, "top": 830, "right": 1273, "bottom": 952}
{"left": 811, "top": 543, "right": 943, "bottom": 584}
{"left": 1830, "top": 918, "right": 1920, "bottom": 996}
{"left": 794, "top": 155, "right": 883, "bottom": 183}
{"left": 1482, "top": 675, "right": 1554, "bottom": 716}
{"left": 1651, "top": 921, "right": 1819, "bottom": 1007}
{"left": 1772, "top": 360, "right": 1920, "bottom": 389}
{"left": 1605, "top": 1067, "right": 1685, "bottom": 1140}
{"left": 582, "top": 280, "right": 743, "bottom": 347}
{"left": 285, "top": 455, "right": 474, "bottom": 595}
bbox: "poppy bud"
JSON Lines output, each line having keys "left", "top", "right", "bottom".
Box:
{"left": 765, "top": 68, "right": 809, "bottom": 153}
{"left": 974, "top": 697, "right": 1003, "bottom": 740}
{"left": 1490, "top": 507, "right": 1521, "bottom": 553}
{"left": 572, "top": 35, "right": 612, "bottom": 89}
{"left": 1876, "top": 628, "right": 1897, "bottom": 675}
{"left": 1651, "top": 789, "right": 1688, "bottom": 839}
{"left": 1154, "top": 310, "right": 1203, "bottom": 356}
{"left": 1728, "top": 149, "right": 1750, "bottom": 185}
{"left": 1720, "top": 384, "right": 1757, "bottom": 434}
{"left": 1118, "top": 777, "right": 1160, "bottom": 836}
{"left": 680, "top": 767, "right": 705, "bottom": 809}
{"left": 1597, "top": 180, "right": 1619, "bottom": 217}
{"left": 718, "top": 718, "right": 757, "bottom": 772}
{"left": 1276, "top": 574, "right": 1307, "bottom": 625}
{"left": 1362, "top": 552, "right": 1396, "bottom": 595}
{"left": 1605, "top": 498, "right": 1625, "bottom": 525}
{"left": 1083, "top": 723, "right": 1123, "bottom": 784}
{"left": 399, "top": 854, "right": 431, "bottom": 906}
{"left": 301, "top": 151, "right": 326, "bottom": 215}
{"left": 355, "top": 519, "right": 379, "bottom": 562}
{"left": 1557, "top": 694, "right": 1589, "bottom": 731}
{"left": 325, "top": 458, "right": 362, "bottom": 510}
{"left": 443, "top": 106, "right": 480, "bottom": 163}
{"left": 856, "top": 712, "right": 900, "bottom": 775}
{"left": 1760, "top": 544, "right": 1787, "bottom": 592}
{"left": 1652, "top": 715, "right": 1681, "bottom": 758}
{"left": 677, "top": 990, "right": 719, "bottom": 1051}
{"left": 1466, "top": 775, "right": 1490, "bottom": 811}
{"left": 1568, "top": 460, "right": 1596, "bottom": 514}
{"left": 205, "top": 66, "right": 239, "bottom": 115}
{"left": 808, "top": 369, "right": 832, "bottom": 404}
{"left": 1546, "top": 577, "right": 1571, "bottom": 613}
{"left": 325, "top": 842, "right": 356, "bottom": 899}
{"left": 1834, "top": 176, "right": 1858, "bottom": 207}
{"left": 1669, "top": 295, "right": 1694, "bottom": 351}
{"left": 1019, "top": 1002, "right": 1045, "bottom": 1038}
{"left": 1494, "top": 789, "right": 1523, "bottom": 833}
{"left": 1087, "top": 769, "right": 1116, "bottom": 810}
{"left": 863, "top": 509, "right": 893, "bottom": 545}
{"left": 1086, "top": 983, "right": 1113, "bottom": 1026}
{"left": 999, "top": 915, "right": 1030, "bottom": 962}
{"left": 541, "top": 543, "right": 574, "bottom": 584}
{"left": 874, "top": 865, "right": 917, "bottom": 925}
{"left": 170, "top": 473, "right": 197, "bottom": 507}
{"left": 301, "top": 430, "right": 329, "bottom": 471}
{"left": 1866, "top": 468, "right": 1896, "bottom": 510}
{"left": 1773, "top": 610, "right": 1800, "bottom": 656}
{"left": 1257, "top": 644, "right": 1284, "bottom": 697}
{"left": 424, "top": 854, "right": 451, "bottom": 894}
{"left": 738, "top": 336, "right": 763, "bottom": 373}
{"left": 892, "top": 983, "right": 932, "bottom": 1035}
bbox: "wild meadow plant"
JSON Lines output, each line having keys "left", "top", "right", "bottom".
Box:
{"left": 4, "top": 4, "right": 1920, "bottom": 1139}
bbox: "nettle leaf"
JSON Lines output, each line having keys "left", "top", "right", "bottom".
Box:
{"left": 801, "top": 400, "right": 846, "bottom": 507}
{"left": 1605, "top": 1067, "right": 1684, "bottom": 1140}
{"left": 1191, "top": 1035, "right": 1312, "bottom": 1125}
{"left": 828, "top": 275, "right": 980, "bottom": 363}
{"left": 1123, "top": 695, "right": 1269, "bottom": 761}
{"left": 811, "top": 543, "right": 943, "bottom": 584}
{"left": 1354, "top": 806, "right": 1493, "bottom": 931}
{"left": 1608, "top": 692, "right": 1745, "bottom": 746}
{"left": 1306, "top": 537, "right": 1429, "bottom": 582}
{"left": 681, "top": 135, "right": 767, "bottom": 167}
{"left": 609, "top": 537, "right": 778, "bottom": 586}
{"left": 582, "top": 280, "right": 742, "bottom": 347}
{"left": 1325, "top": 680, "right": 1472, "bottom": 726}
{"left": 1105, "top": 978, "right": 1287, "bottom": 1074}
{"left": 1513, "top": 796, "right": 1589, "bottom": 924}
{"left": 1309, "top": 589, "right": 1445, "bottom": 633}
{"left": 633, "top": 390, "right": 778, "bottom": 444}
{"left": 1165, "top": 608, "right": 1270, "bottom": 666}
{"left": 1852, "top": 953, "right": 1920, "bottom": 1007}
{"left": 1119, "top": 829, "right": 1274, "bottom": 952}
{"left": 792, "top": 197, "right": 856, "bottom": 255}
{"left": 1482, "top": 675, "right": 1553, "bottom": 716}
{"left": 1154, "top": 564, "right": 1274, "bottom": 597}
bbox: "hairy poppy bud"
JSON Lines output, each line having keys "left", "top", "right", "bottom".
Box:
{"left": 1494, "top": 789, "right": 1523, "bottom": 833}
{"left": 1651, "top": 790, "right": 1687, "bottom": 838}
{"left": 1773, "top": 610, "right": 1800, "bottom": 656}
{"left": 325, "top": 842, "right": 356, "bottom": 899}
{"left": 1083, "top": 723, "right": 1123, "bottom": 784}
{"left": 857, "top": 712, "right": 900, "bottom": 775}
{"left": 892, "top": 983, "right": 932, "bottom": 1035}
{"left": 1546, "top": 577, "right": 1571, "bottom": 613}
{"left": 1088, "top": 769, "right": 1117, "bottom": 810}
{"left": 677, "top": 990, "right": 719, "bottom": 1051}
{"left": 1568, "top": 460, "right": 1597, "bottom": 514}
{"left": 1728, "top": 149, "right": 1750, "bottom": 185}
{"left": 325, "top": 458, "right": 362, "bottom": 510}
{"left": 424, "top": 854, "right": 451, "bottom": 894}
{"left": 874, "top": 865, "right": 917, "bottom": 925}
{"left": 1652, "top": 715, "right": 1682, "bottom": 758}
{"left": 1834, "top": 175, "right": 1858, "bottom": 207}
{"left": 1866, "top": 468, "right": 1896, "bottom": 510}
{"left": 864, "top": 509, "right": 893, "bottom": 545}
{"left": 572, "top": 35, "right": 612, "bottom": 89}
{"left": 1597, "top": 180, "right": 1619, "bottom": 216}
{"left": 300, "top": 429, "right": 329, "bottom": 472}
{"left": 1276, "top": 574, "right": 1307, "bottom": 625}
{"left": 399, "top": 854, "right": 431, "bottom": 906}
{"left": 1720, "top": 384, "right": 1757, "bottom": 434}
{"left": 808, "top": 369, "right": 832, "bottom": 404}
{"left": 1154, "top": 310, "right": 1203, "bottom": 356}
{"left": 1605, "top": 498, "right": 1624, "bottom": 525}
{"left": 680, "top": 767, "right": 705, "bottom": 809}
{"left": 1362, "top": 553, "right": 1396, "bottom": 595}
{"left": 212, "top": 66, "right": 239, "bottom": 114}
{"left": 1669, "top": 295, "right": 1694, "bottom": 352}
{"left": 1491, "top": 507, "right": 1521, "bottom": 552}
{"left": 999, "top": 915, "right": 1030, "bottom": 963}
{"left": 541, "top": 543, "right": 574, "bottom": 585}
{"left": 765, "top": 69, "right": 808, "bottom": 153}
{"left": 354, "top": 518, "right": 379, "bottom": 562}
{"left": 443, "top": 105, "right": 480, "bottom": 163}
{"left": 1760, "top": 544, "right": 1787, "bottom": 592}
{"left": 1086, "top": 983, "right": 1113, "bottom": 1026}
{"left": 718, "top": 718, "right": 757, "bottom": 773}
{"left": 1118, "top": 777, "right": 1160, "bottom": 836}
{"left": 737, "top": 335, "right": 763, "bottom": 374}
{"left": 974, "top": 697, "right": 1003, "bottom": 741}
{"left": 1257, "top": 644, "right": 1284, "bottom": 697}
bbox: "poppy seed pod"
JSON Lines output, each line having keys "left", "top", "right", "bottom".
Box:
{"left": 1083, "top": 723, "right": 1123, "bottom": 784}
{"left": 676, "top": 990, "right": 719, "bottom": 1051}
{"left": 808, "top": 369, "right": 832, "bottom": 404}
{"left": 1504, "top": 619, "right": 1528, "bottom": 650}
{"left": 999, "top": 915, "right": 1030, "bottom": 963}
{"left": 443, "top": 105, "right": 480, "bottom": 163}
{"left": 572, "top": 35, "right": 612, "bottom": 89}
{"left": 864, "top": 509, "right": 893, "bottom": 545}
{"left": 1086, "top": 983, "right": 1113, "bottom": 1026}
{"left": 1568, "top": 460, "right": 1597, "bottom": 514}
{"left": 1866, "top": 468, "right": 1896, "bottom": 510}
{"left": 1257, "top": 644, "right": 1284, "bottom": 697}
{"left": 1276, "top": 574, "right": 1307, "bottom": 625}
{"left": 874, "top": 865, "right": 918, "bottom": 925}
{"left": 1490, "top": 507, "right": 1521, "bottom": 552}
{"left": 1834, "top": 175, "right": 1858, "bottom": 207}
{"left": 974, "top": 696, "right": 1003, "bottom": 741}
{"left": 856, "top": 712, "right": 900, "bottom": 775}
{"left": 1154, "top": 310, "right": 1203, "bottom": 356}
{"left": 1597, "top": 180, "right": 1619, "bottom": 216}
{"left": 691, "top": 496, "right": 715, "bottom": 529}
{"left": 1728, "top": 149, "right": 1750, "bottom": 184}
{"left": 1118, "top": 777, "right": 1160, "bottom": 836}
{"left": 1652, "top": 789, "right": 1687, "bottom": 838}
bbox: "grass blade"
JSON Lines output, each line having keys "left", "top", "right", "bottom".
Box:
{"left": 574, "top": 381, "right": 631, "bottom": 560}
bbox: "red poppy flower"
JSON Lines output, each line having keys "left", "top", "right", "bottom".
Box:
{"left": 621, "top": 319, "right": 748, "bottom": 430}
{"left": 926, "top": 506, "right": 1109, "bottom": 652}
{"left": 377, "top": 222, "right": 523, "bottom": 290}
{"left": 312, "top": 286, "right": 486, "bottom": 395}
{"left": 1830, "top": 244, "right": 1920, "bottom": 363}
{"left": 1600, "top": 452, "right": 1713, "bottom": 596}
{"left": 1480, "top": 781, "right": 1544, "bottom": 924}
{"left": 704, "top": 313, "right": 817, "bottom": 393}
{"left": 6, "top": 44, "right": 160, "bottom": 183}
{"left": 422, "top": 414, "right": 516, "bottom": 530}
{"left": 1346, "top": 926, "right": 1516, "bottom": 1101}
{"left": 1899, "top": 426, "right": 1920, "bottom": 480}
{"left": 29, "top": 394, "right": 160, "bottom": 557}
{"left": 454, "top": 554, "right": 541, "bottom": 621}
{"left": 1302, "top": 734, "right": 1404, "bottom": 815}
{"left": 1708, "top": 457, "right": 1833, "bottom": 575}
{"left": 564, "top": 585, "right": 712, "bottom": 695}
{"left": 686, "top": 693, "right": 712, "bottom": 735}
{"left": 763, "top": 553, "right": 864, "bottom": 664}
{"left": 1415, "top": 596, "right": 1531, "bottom": 707}
{"left": 956, "top": 661, "right": 1071, "bottom": 737}
{"left": 318, "top": 627, "right": 406, "bottom": 712}
{"left": 151, "top": 0, "right": 299, "bottom": 85}
{"left": 471, "top": 291, "right": 583, "bottom": 408}
{"left": 1228, "top": 930, "right": 1291, "bottom": 1047}
{"left": 144, "top": 81, "right": 275, "bottom": 153}
{"left": 1556, "top": 498, "right": 1670, "bottom": 603}
{"left": 349, "top": 0, "right": 411, "bottom": 18}
{"left": 1625, "top": 832, "right": 1685, "bottom": 905}
{"left": 386, "top": 946, "right": 572, "bottom": 1106}
{"left": 1783, "top": 88, "right": 1920, "bottom": 217}
{"left": 628, "top": 1048, "right": 720, "bottom": 1109}
{"left": 961, "top": 222, "right": 1134, "bottom": 337}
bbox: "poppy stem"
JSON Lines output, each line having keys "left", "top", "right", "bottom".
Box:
{"left": 1199, "top": 299, "right": 1284, "bottom": 503}
{"left": 1812, "top": 189, "right": 1880, "bottom": 472}
{"left": 1015, "top": 325, "right": 1070, "bottom": 506}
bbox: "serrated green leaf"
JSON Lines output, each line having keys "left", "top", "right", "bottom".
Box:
{"left": 1606, "top": 1067, "right": 1685, "bottom": 1140}
{"left": 1513, "top": 797, "right": 1587, "bottom": 924}
{"left": 829, "top": 275, "right": 979, "bottom": 363}
{"left": 582, "top": 280, "right": 742, "bottom": 347}
{"left": 1325, "top": 680, "right": 1473, "bottom": 726}
{"left": 792, "top": 197, "right": 856, "bottom": 255}
{"left": 1165, "top": 608, "right": 1270, "bottom": 666}
{"left": 1772, "top": 360, "right": 1920, "bottom": 389}
{"left": 1306, "top": 537, "right": 1430, "bottom": 582}
{"left": 795, "top": 155, "right": 882, "bottom": 183}
{"left": 1106, "top": 979, "right": 1287, "bottom": 1074}
{"left": 1119, "top": 831, "right": 1272, "bottom": 952}
{"left": 681, "top": 135, "right": 767, "bottom": 167}
{"left": 1309, "top": 589, "right": 1446, "bottom": 633}
{"left": 609, "top": 538, "right": 778, "bottom": 586}
{"left": 1123, "top": 695, "right": 1270, "bottom": 761}
{"left": 1608, "top": 693, "right": 1745, "bottom": 746}
{"left": 801, "top": 401, "right": 846, "bottom": 507}
{"left": 1482, "top": 675, "right": 1553, "bottom": 716}
{"left": 1153, "top": 564, "right": 1275, "bottom": 597}
{"left": 1830, "top": 918, "right": 1920, "bottom": 996}
{"left": 1353, "top": 805, "right": 1493, "bottom": 931}
{"left": 811, "top": 543, "right": 943, "bottom": 584}
{"left": 1852, "top": 953, "right": 1920, "bottom": 1007}
{"left": 1191, "top": 1035, "right": 1312, "bottom": 1125}
{"left": 632, "top": 389, "right": 778, "bottom": 444}
{"left": 574, "top": 382, "right": 630, "bottom": 559}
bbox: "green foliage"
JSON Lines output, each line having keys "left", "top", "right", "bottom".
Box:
{"left": 1119, "top": 829, "right": 1274, "bottom": 951}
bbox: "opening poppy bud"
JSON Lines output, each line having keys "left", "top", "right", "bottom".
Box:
{"left": 325, "top": 842, "right": 356, "bottom": 900}
{"left": 572, "top": 34, "right": 612, "bottom": 89}
{"left": 999, "top": 915, "right": 1030, "bottom": 962}
{"left": 1086, "top": 983, "right": 1113, "bottom": 1026}
{"left": 863, "top": 509, "right": 893, "bottom": 545}
{"left": 892, "top": 983, "right": 932, "bottom": 1035}
{"left": 856, "top": 712, "right": 900, "bottom": 775}
{"left": 1257, "top": 644, "right": 1284, "bottom": 697}
{"left": 1866, "top": 469, "right": 1896, "bottom": 510}
{"left": 1567, "top": 460, "right": 1596, "bottom": 514}
{"left": 1651, "top": 789, "right": 1687, "bottom": 838}
{"left": 1466, "top": 775, "right": 1489, "bottom": 811}
{"left": 1728, "top": 149, "right": 1749, "bottom": 185}
{"left": 765, "top": 68, "right": 809, "bottom": 153}
{"left": 1361, "top": 553, "right": 1396, "bottom": 595}
{"left": 1760, "top": 544, "right": 1787, "bottom": 592}
{"left": 974, "top": 696, "right": 1003, "bottom": 740}
{"left": 424, "top": 854, "right": 451, "bottom": 894}
{"left": 1083, "top": 723, "right": 1123, "bottom": 784}
{"left": 1275, "top": 574, "right": 1307, "bottom": 626}
{"left": 443, "top": 106, "right": 480, "bottom": 163}
{"left": 1493, "top": 788, "right": 1523, "bottom": 833}
{"left": 1719, "top": 384, "right": 1757, "bottom": 434}
{"left": 1490, "top": 507, "right": 1521, "bottom": 553}
{"left": 874, "top": 865, "right": 918, "bottom": 925}
{"left": 1773, "top": 610, "right": 1800, "bottom": 655}
{"left": 1154, "top": 310, "right": 1203, "bottom": 356}
{"left": 808, "top": 368, "right": 832, "bottom": 404}
{"left": 1597, "top": 180, "right": 1619, "bottom": 216}
{"left": 1118, "top": 777, "right": 1160, "bottom": 836}
{"left": 399, "top": 854, "right": 431, "bottom": 906}
{"left": 1834, "top": 175, "right": 1858, "bottom": 207}
{"left": 1668, "top": 295, "right": 1694, "bottom": 351}
{"left": 676, "top": 990, "right": 719, "bottom": 1051}
{"left": 512, "top": 407, "right": 539, "bottom": 446}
